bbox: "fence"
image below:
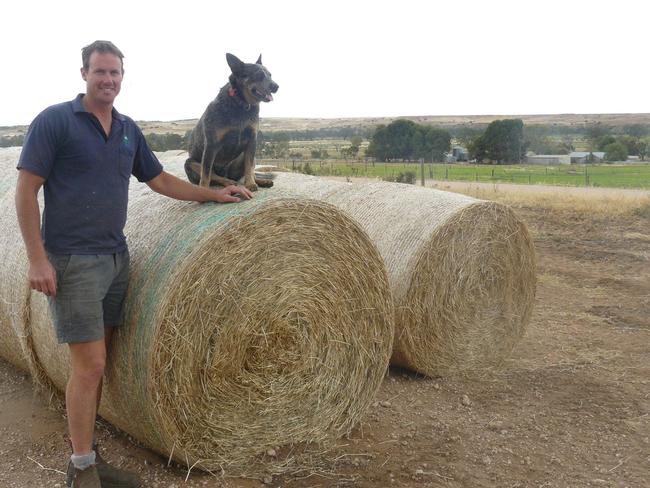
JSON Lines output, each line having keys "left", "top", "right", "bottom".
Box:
{"left": 259, "top": 159, "right": 650, "bottom": 189}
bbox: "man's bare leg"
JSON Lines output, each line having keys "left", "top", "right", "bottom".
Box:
{"left": 95, "top": 326, "right": 115, "bottom": 416}
{"left": 67, "top": 338, "right": 106, "bottom": 455}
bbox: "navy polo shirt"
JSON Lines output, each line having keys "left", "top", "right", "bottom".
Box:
{"left": 17, "top": 94, "right": 163, "bottom": 254}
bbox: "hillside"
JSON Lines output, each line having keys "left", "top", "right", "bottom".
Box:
{"left": 3, "top": 113, "right": 650, "bottom": 138}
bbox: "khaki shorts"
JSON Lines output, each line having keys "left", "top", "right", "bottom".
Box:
{"left": 46, "top": 250, "right": 129, "bottom": 344}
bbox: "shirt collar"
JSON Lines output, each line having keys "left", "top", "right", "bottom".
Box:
{"left": 72, "top": 93, "right": 126, "bottom": 122}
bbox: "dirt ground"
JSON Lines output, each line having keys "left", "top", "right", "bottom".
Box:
{"left": 1, "top": 193, "right": 649, "bottom": 488}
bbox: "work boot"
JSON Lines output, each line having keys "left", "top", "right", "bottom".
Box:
{"left": 94, "top": 442, "right": 142, "bottom": 488}
{"left": 65, "top": 462, "right": 101, "bottom": 488}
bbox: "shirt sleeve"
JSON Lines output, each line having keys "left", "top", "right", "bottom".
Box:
{"left": 132, "top": 127, "right": 163, "bottom": 182}
{"left": 16, "top": 108, "right": 65, "bottom": 179}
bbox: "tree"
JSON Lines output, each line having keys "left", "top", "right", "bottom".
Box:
{"left": 348, "top": 136, "right": 363, "bottom": 158}
{"left": 596, "top": 135, "right": 616, "bottom": 151}
{"left": 637, "top": 137, "right": 650, "bottom": 161}
{"left": 586, "top": 122, "right": 609, "bottom": 150}
{"left": 604, "top": 142, "right": 628, "bottom": 162}
{"left": 367, "top": 120, "right": 451, "bottom": 162}
{"left": 622, "top": 124, "right": 650, "bottom": 138}
{"left": 453, "top": 126, "right": 483, "bottom": 149}
{"left": 472, "top": 119, "right": 525, "bottom": 164}
{"left": 616, "top": 135, "right": 640, "bottom": 156}
{"left": 412, "top": 126, "right": 451, "bottom": 161}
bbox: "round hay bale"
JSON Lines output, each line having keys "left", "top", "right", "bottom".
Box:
{"left": 266, "top": 171, "right": 536, "bottom": 376}
{"left": 106, "top": 193, "right": 393, "bottom": 475}
{"left": 0, "top": 204, "right": 30, "bottom": 368}
{"left": 0, "top": 150, "right": 394, "bottom": 475}
{"left": 0, "top": 166, "right": 28, "bottom": 369}
{"left": 0, "top": 156, "right": 71, "bottom": 387}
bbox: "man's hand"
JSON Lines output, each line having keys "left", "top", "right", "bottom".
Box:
{"left": 213, "top": 185, "right": 254, "bottom": 203}
{"left": 28, "top": 257, "right": 58, "bottom": 296}
{"left": 147, "top": 171, "right": 254, "bottom": 203}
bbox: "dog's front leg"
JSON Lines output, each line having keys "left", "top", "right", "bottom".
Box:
{"left": 199, "top": 143, "right": 219, "bottom": 188}
{"left": 242, "top": 133, "right": 258, "bottom": 192}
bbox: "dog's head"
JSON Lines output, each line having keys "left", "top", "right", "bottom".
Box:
{"left": 226, "top": 53, "right": 279, "bottom": 105}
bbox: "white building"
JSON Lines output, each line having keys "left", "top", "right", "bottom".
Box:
{"left": 526, "top": 154, "right": 570, "bottom": 165}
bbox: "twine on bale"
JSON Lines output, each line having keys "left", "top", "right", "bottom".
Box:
{"left": 262, "top": 170, "right": 536, "bottom": 377}
{"left": 0, "top": 149, "right": 394, "bottom": 476}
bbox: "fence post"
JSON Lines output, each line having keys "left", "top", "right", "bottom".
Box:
{"left": 420, "top": 159, "right": 425, "bottom": 187}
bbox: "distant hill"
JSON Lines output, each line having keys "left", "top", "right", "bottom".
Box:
{"left": 3, "top": 113, "right": 650, "bottom": 137}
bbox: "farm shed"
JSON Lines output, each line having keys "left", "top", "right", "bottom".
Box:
{"left": 570, "top": 151, "right": 605, "bottom": 164}
{"left": 526, "top": 154, "right": 570, "bottom": 165}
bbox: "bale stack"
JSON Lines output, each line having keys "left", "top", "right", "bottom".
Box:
{"left": 263, "top": 171, "right": 537, "bottom": 377}
{"left": 0, "top": 149, "right": 394, "bottom": 475}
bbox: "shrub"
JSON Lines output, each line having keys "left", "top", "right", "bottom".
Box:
{"left": 383, "top": 171, "right": 416, "bottom": 185}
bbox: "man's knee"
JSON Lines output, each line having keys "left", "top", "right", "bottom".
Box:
{"left": 69, "top": 341, "right": 107, "bottom": 385}
{"left": 72, "top": 358, "right": 106, "bottom": 385}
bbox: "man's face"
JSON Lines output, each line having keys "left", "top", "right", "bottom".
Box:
{"left": 81, "top": 51, "right": 123, "bottom": 106}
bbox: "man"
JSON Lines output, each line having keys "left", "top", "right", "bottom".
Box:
{"left": 15, "top": 40, "right": 253, "bottom": 488}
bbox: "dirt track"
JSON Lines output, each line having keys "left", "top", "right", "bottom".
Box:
{"left": 1, "top": 198, "right": 649, "bottom": 487}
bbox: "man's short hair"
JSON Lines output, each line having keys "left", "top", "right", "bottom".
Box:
{"left": 81, "top": 40, "right": 125, "bottom": 72}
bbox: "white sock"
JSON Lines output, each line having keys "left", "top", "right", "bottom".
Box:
{"left": 70, "top": 450, "right": 96, "bottom": 470}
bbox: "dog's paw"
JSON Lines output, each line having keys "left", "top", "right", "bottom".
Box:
{"left": 245, "top": 182, "right": 259, "bottom": 192}
{"left": 255, "top": 178, "right": 274, "bottom": 188}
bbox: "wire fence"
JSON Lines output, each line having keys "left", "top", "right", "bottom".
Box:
{"left": 259, "top": 159, "right": 650, "bottom": 189}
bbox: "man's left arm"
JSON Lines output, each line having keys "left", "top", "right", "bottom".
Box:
{"left": 146, "top": 170, "right": 253, "bottom": 203}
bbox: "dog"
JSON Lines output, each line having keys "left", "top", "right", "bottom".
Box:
{"left": 185, "top": 53, "right": 279, "bottom": 191}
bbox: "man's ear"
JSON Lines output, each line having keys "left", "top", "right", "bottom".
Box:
{"left": 226, "top": 53, "right": 245, "bottom": 73}
{"left": 256, "top": 54, "right": 262, "bottom": 65}
{"left": 80, "top": 67, "right": 87, "bottom": 81}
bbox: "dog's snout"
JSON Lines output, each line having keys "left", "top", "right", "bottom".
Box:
{"left": 271, "top": 83, "right": 279, "bottom": 93}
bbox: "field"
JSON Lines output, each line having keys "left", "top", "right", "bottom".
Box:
{"left": 266, "top": 159, "right": 650, "bottom": 189}
{"left": 1, "top": 181, "right": 649, "bottom": 487}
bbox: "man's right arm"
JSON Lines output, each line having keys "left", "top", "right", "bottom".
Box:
{"left": 15, "top": 169, "right": 57, "bottom": 296}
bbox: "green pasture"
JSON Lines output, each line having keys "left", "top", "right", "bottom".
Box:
{"left": 262, "top": 160, "right": 650, "bottom": 189}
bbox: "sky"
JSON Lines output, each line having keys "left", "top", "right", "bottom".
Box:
{"left": 2, "top": 0, "right": 649, "bottom": 126}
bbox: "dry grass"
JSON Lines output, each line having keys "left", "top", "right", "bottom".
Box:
{"left": 430, "top": 181, "right": 650, "bottom": 217}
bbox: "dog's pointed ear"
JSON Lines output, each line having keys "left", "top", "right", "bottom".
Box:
{"left": 226, "top": 53, "right": 245, "bottom": 73}
{"left": 256, "top": 54, "right": 263, "bottom": 65}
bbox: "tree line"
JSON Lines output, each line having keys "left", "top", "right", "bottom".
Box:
{"left": 4, "top": 119, "right": 650, "bottom": 163}
{"left": 366, "top": 120, "right": 451, "bottom": 162}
